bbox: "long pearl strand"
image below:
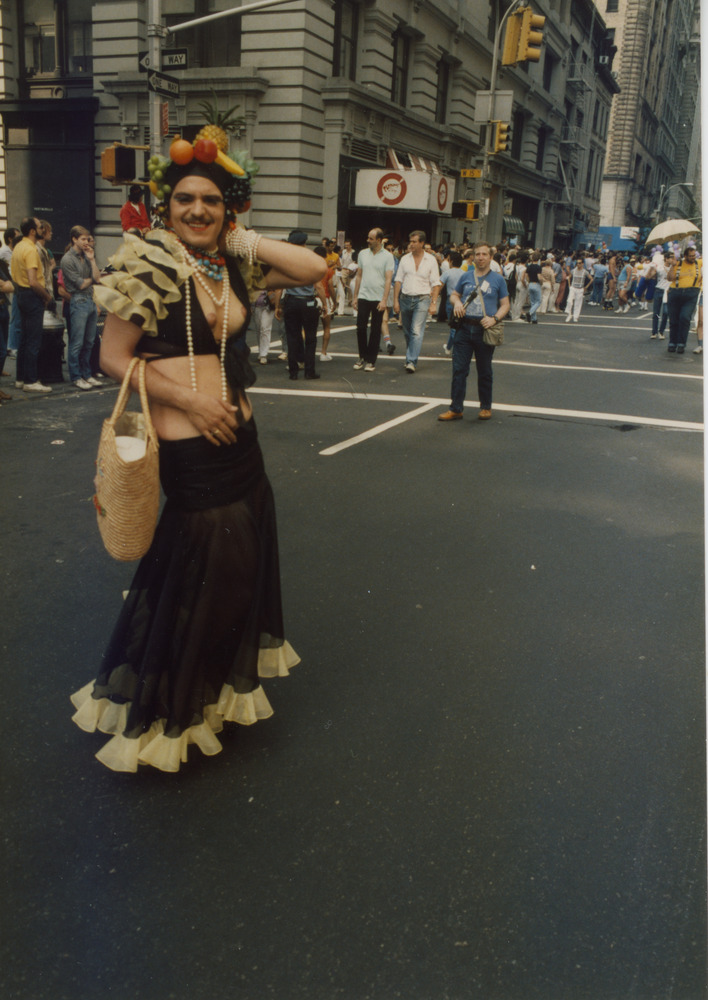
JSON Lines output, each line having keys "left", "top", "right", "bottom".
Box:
{"left": 182, "top": 249, "right": 230, "bottom": 402}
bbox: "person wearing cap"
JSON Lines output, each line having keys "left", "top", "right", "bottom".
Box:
{"left": 273, "top": 230, "right": 325, "bottom": 380}
{"left": 70, "top": 134, "right": 326, "bottom": 773}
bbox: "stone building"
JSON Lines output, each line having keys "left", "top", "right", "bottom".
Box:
{"left": 597, "top": 0, "right": 701, "bottom": 229}
{"left": 0, "top": 0, "right": 619, "bottom": 257}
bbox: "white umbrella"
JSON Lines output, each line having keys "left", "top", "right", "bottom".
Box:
{"left": 645, "top": 219, "right": 700, "bottom": 245}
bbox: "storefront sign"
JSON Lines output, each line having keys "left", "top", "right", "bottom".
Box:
{"left": 355, "top": 169, "right": 453, "bottom": 215}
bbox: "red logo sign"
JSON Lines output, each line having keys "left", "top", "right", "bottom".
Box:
{"left": 437, "top": 177, "right": 448, "bottom": 212}
{"left": 377, "top": 172, "right": 407, "bottom": 206}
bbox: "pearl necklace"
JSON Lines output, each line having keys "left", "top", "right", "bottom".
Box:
{"left": 181, "top": 247, "right": 230, "bottom": 402}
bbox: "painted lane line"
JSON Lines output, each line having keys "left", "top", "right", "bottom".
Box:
{"left": 248, "top": 387, "right": 703, "bottom": 437}
{"left": 300, "top": 351, "right": 702, "bottom": 381}
{"left": 319, "top": 402, "right": 441, "bottom": 455}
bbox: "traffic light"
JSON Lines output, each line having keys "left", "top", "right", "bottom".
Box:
{"left": 517, "top": 7, "right": 546, "bottom": 63}
{"left": 493, "top": 121, "right": 511, "bottom": 154}
{"left": 451, "top": 202, "right": 480, "bottom": 220}
{"left": 501, "top": 6, "right": 546, "bottom": 65}
{"left": 501, "top": 9, "right": 524, "bottom": 66}
{"left": 101, "top": 144, "right": 142, "bottom": 184}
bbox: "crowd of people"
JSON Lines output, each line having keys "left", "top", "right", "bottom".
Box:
{"left": 0, "top": 217, "right": 106, "bottom": 399}
{"left": 253, "top": 233, "right": 702, "bottom": 409}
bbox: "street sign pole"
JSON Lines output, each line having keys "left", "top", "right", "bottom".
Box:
{"left": 147, "top": 0, "right": 167, "bottom": 158}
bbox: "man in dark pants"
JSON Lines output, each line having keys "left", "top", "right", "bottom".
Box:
{"left": 274, "top": 230, "right": 326, "bottom": 380}
{"left": 437, "top": 241, "right": 509, "bottom": 422}
{"left": 10, "top": 217, "right": 55, "bottom": 393}
{"left": 667, "top": 246, "right": 702, "bottom": 354}
{"left": 351, "top": 227, "right": 394, "bottom": 372}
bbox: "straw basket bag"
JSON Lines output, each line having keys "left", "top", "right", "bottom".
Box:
{"left": 94, "top": 357, "right": 160, "bottom": 561}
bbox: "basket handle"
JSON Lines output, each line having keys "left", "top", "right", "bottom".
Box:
{"left": 106, "top": 357, "right": 158, "bottom": 445}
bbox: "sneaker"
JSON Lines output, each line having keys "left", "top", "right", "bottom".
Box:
{"left": 259, "top": 357, "right": 268, "bottom": 365}
{"left": 386, "top": 343, "right": 396, "bottom": 355}
{"left": 693, "top": 345, "right": 703, "bottom": 354}
{"left": 443, "top": 345, "right": 452, "bottom": 356}
{"left": 278, "top": 352, "right": 288, "bottom": 361}
{"left": 15, "top": 380, "right": 24, "bottom": 389}
{"left": 676, "top": 346, "right": 685, "bottom": 354}
{"left": 86, "top": 376, "right": 102, "bottom": 387}
{"left": 7, "top": 349, "right": 17, "bottom": 358}
{"left": 319, "top": 353, "right": 332, "bottom": 361}
{"left": 23, "top": 381, "right": 52, "bottom": 393}
{"left": 404, "top": 362, "right": 416, "bottom": 373}
{"left": 353, "top": 359, "right": 365, "bottom": 370}
{"left": 73, "top": 378, "right": 93, "bottom": 390}
{"left": 364, "top": 363, "right": 375, "bottom": 372}
{"left": 565, "top": 314, "right": 571, "bottom": 323}
{"left": 658, "top": 334, "right": 666, "bottom": 340}
{"left": 650, "top": 334, "right": 658, "bottom": 339}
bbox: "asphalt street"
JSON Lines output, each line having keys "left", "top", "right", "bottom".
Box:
{"left": 1, "top": 304, "right": 705, "bottom": 1000}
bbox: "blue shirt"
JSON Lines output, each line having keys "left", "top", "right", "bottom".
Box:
{"left": 454, "top": 268, "right": 508, "bottom": 319}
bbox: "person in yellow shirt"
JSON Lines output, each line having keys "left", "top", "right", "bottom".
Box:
{"left": 10, "top": 217, "right": 55, "bottom": 392}
{"left": 666, "top": 245, "right": 702, "bottom": 354}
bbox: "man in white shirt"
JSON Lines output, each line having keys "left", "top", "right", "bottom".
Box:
{"left": 393, "top": 230, "right": 441, "bottom": 372}
{"left": 650, "top": 251, "right": 673, "bottom": 340}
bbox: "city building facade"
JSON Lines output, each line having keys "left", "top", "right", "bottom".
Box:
{"left": 597, "top": 0, "right": 701, "bottom": 231}
{"left": 1, "top": 0, "right": 622, "bottom": 258}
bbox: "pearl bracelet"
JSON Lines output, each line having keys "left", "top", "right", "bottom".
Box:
{"left": 225, "top": 227, "right": 263, "bottom": 265}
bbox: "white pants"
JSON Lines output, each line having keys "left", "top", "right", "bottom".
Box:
{"left": 566, "top": 286, "right": 584, "bottom": 321}
{"left": 254, "top": 304, "right": 274, "bottom": 357}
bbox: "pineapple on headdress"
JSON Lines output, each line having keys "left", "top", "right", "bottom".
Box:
{"left": 196, "top": 90, "right": 245, "bottom": 151}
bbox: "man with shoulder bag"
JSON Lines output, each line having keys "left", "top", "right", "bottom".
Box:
{"left": 438, "top": 241, "right": 509, "bottom": 422}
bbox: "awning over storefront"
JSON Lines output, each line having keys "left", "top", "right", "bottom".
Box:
{"left": 503, "top": 215, "right": 525, "bottom": 235}
{"left": 354, "top": 168, "right": 453, "bottom": 215}
{"left": 386, "top": 148, "right": 442, "bottom": 174}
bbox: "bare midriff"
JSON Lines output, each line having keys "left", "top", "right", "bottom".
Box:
{"left": 140, "top": 279, "right": 253, "bottom": 440}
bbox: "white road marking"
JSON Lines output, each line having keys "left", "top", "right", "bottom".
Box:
{"left": 280, "top": 350, "right": 702, "bottom": 381}
{"left": 248, "top": 387, "right": 703, "bottom": 455}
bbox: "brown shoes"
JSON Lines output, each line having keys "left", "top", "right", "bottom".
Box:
{"left": 478, "top": 409, "right": 492, "bottom": 420}
{"left": 438, "top": 410, "right": 463, "bottom": 421}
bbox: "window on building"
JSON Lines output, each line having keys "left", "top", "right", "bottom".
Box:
{"left": 606, "top": 0, "right": 619, "bottom": 12}
{"left": 585, "top": 149, "right": 595, "bottom": 194}
{"left": 592, "top": 99, "right": 599, "bottom": 133}
{"left": 536, "top": 128, "right": 547, "bottom": 171}
{"left": 511, "top": 110, "right": 524, "bottom": 160}
{"left": 165, "top": 1, "right": 241, "bottom": 69}
{"left": 543, "top": 51, "right": 557, "bottom": 92}
{"left": 391, "top": 28, "right": 410, "bottom": 106}
{"left": 23, "top": 0, "right": 94, "bottom": 77}
{"left": 333, "top": 0, "right": 358, "bottom": 80}
{"left": 435, "top": 58, "right": 450, "bottom": 124}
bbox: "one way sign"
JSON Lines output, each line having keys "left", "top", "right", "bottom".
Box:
{"left": 139, "top": 48, "right": 189, "bottom": 72}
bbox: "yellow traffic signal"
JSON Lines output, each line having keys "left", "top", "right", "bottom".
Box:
{"left": 493, "top": 121, "right": 511, "bottom": 154}
{"left": 501, "top": 6, "right": 546, "bottom": 65}
{"left": 501, "top": 9, "right": 524, "bottom": 66}
{"left": 518, "top": 7, "right": 546, "bottom": 62}
{"left": 101, "top": 143, "right": 148, "bottom": 185}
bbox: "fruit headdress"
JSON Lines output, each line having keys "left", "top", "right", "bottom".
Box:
{"left": 147, "top": 91, "right": 259, "bottom": 220}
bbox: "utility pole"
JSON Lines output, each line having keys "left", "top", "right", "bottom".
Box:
{"left": 147, "top": 0, "right": 299, "bottom": 157}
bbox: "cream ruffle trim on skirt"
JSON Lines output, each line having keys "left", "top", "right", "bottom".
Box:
{"left": 70, "top": 640, "right": 301, "bottom": 773}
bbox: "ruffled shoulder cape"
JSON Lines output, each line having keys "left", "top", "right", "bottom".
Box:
{"left": 94, "top": 229, "right": 267, "bottom": 335}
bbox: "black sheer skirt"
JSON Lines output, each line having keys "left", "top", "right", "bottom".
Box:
{"left": 72, "top": 422, "right": 299, "bottom": 772}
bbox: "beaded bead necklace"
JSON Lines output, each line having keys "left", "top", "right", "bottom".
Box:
{"left": 179, "top": 242, "right": 230, "bottom": 402}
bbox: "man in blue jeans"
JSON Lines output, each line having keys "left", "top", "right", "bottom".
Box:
{"left": 60, "top": 226, "right": 103, "bottom": 390}
{"left": 437, "top": 242, "right": 509, "bottom": 422}
{"left": 393, "top": 230, "right": 440, "bottom": 372}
